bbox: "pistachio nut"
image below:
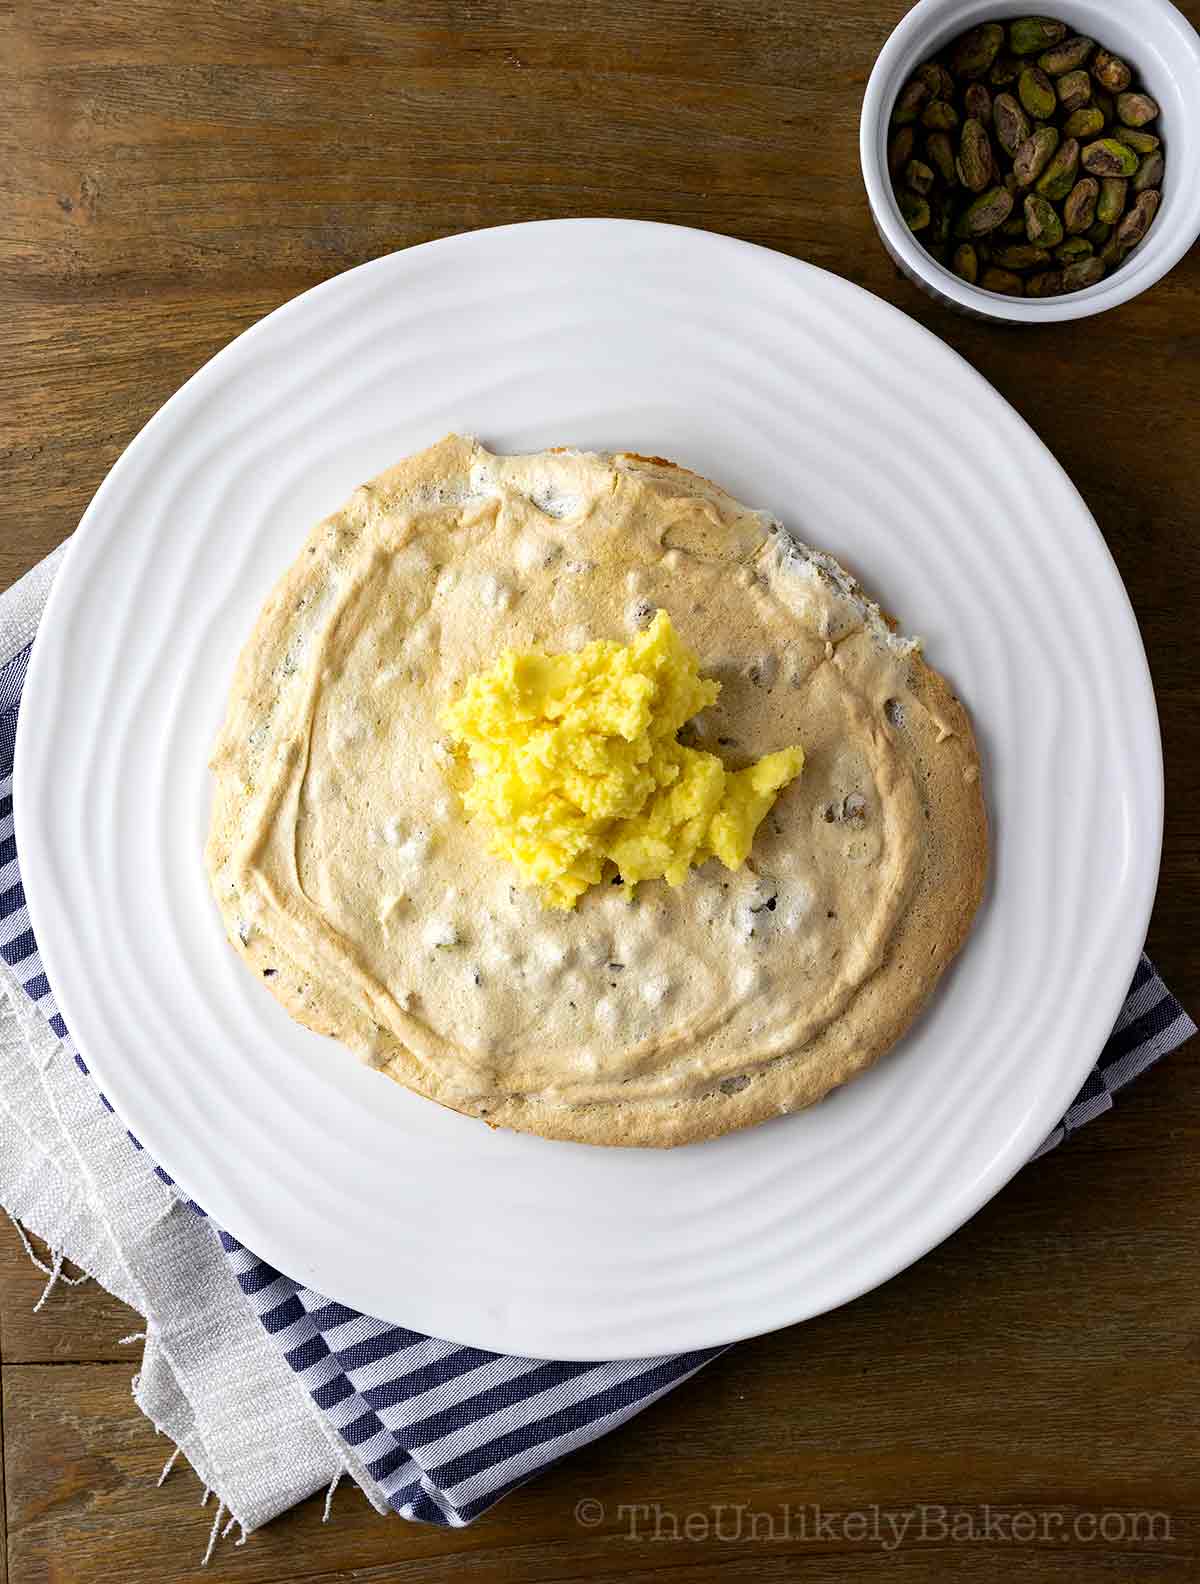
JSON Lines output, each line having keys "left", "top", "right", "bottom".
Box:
{"left": 1092, "top": 86, "right": 1116, "bottom": 126}
{"left": 928, "top": 191, "right": 953, "bottom": 248}
{"left": 1013, "top": 125, "right": 1060, "bottom": 186}
{"left": 951, "top": 243, "right": 979, "bottom": 284}
{"left": 980, "top": 266, "right": 1025, "bottom": 294}
{"left": 1115, "top": 188, "right": 1160, "bottom": 248}
{"left": 888, "top": 125, "right": 916, "bottom": 178}
{"left": 905, "top": 159, "right": 935, "bottom": 196}
{"left": 990, "top": 243, "right": 1052, "bottom": 269}
{"left": 993, "top": 93, "right": 1032, "bottom": 157}
{"left": 956, "top": 119, "right": 995, "bottom": 192}
{"left": 1091, "top": 49, "right": 1131, "bottom": 92}
{"left": 1098, "top": 233, "right": 1126, "bottom": 267}
{"left": 1114, "top": 126, "right": 1161, "bottom": 153}
{"left": 1056, "top": 69, "right": 1092, "bottom": 112}
{"left": 1116, "top": 91, "right": 1159, "bottom": 128}
{"left": 1096, "top": 176, "right": 1128, "bottom": 223}
{"left": 955, "top": 185, "right": 1015, "bottom": 237}
{"left": 950, "top": 22, "right": 1005, "bottom": 79}
{"left": 1062, "top": 176, "right": 1099, "bottom": 232}
{"left": 1054, "top": 236, "right": 1094, "bottom": 262}
{"left": 925, "top": 130, "right": 958, "bottom": 185}
{"left": 916, "top": 61, "right": 956, "bottom": 99}
{"left": 964, "top": 82, "right": 994, "bottom": 126}
{"left": 1081, "top": 137, "right": 1139, "bottom": 177}
{"left": 990, "top": 136, "right": 1006, "bottom": 188}
{"left": 1000, "top": 211, "right": 1030, "bottom": 236}
{"left": 1024, "top": 191, "right": 1064, "bottom": 246}
{"left": 1061, "top": 256, "right": 1106, "bottom": 290}
{"left": 1009, "top": 17, "right": 1067, "bottom": 56}
{"left": 1085, "top": 219, "right": 1112, "bottom": 247}
{"left": 1062, "top": 107, "right": 1104, "bottom": 141}
{"left": 1035, "top": 137, "right": 1080, "bottom": 200}
{"left": 1038, "top": 35, "right": 1095, "bottom": 75}
{"left": 988, "top": 52, "right": 1021, "bottom": 87}
{"left": 1133, "top": 149, "right": 1165, "bottom": 194}
{"left": 1026, "top": 269, "right": 1067, "bottom": 296}
{"left": 1017, "top": 64, "right": 1057, "bottom": 119}
{"left": 892, "top": 78, "right": 929, "bottom": 126}
{"left": 898, "top": 191, "right": 931, "bottom": 232}
{"left": 921, "top": 99, "right": 960, "bottom": 132}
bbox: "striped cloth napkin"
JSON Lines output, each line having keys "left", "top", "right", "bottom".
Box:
{"left": 0, "top": 546, "right": 1194, "bottom": 1542}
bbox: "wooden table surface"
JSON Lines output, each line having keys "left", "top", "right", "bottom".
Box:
{"left": 2, "top": 2, "right": 1198, "bottom": 1579}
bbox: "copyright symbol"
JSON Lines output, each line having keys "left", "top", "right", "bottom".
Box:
{"left": 575, "top": 1497, "right": 605, "bottom": 1527}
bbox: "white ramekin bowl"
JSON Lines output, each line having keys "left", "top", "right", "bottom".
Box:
{"left": 861, "top": 0, "right": 1200, "bottom": 321}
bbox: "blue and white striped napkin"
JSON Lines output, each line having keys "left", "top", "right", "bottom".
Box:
{"left": 0, "top": 551, "right": 1194, "bottom": 1531}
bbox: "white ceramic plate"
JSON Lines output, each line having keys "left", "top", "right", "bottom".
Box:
{"left": 16, "top": 220, "right": 1162, "bottom": 1360}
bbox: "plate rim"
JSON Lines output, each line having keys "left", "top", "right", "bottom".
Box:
{"left": 14, "top": 218, "right": 1164, "bottom": 1358}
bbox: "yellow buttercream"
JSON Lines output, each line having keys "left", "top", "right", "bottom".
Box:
{"left": 440, "top": 610, "right": 804, "bottom": 908}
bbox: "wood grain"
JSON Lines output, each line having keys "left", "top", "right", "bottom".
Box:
{"left": 0, "top": 1357, "right": 5, "bottom": 1584}
{"left": 2, "top": 1, "right": 1198, "bottom": 1580}
{"left": 0, "top": 1232, "right": 139, "bottom": 1365}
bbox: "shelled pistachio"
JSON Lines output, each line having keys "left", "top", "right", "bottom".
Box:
{"left": 887, "top": 15, "right": 1164, "bottom": 297}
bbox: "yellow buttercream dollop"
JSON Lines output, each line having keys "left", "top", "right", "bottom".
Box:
{"left": 440, "top": 610, "right": 804, "bottom": 909}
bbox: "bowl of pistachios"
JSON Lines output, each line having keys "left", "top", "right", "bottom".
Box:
{"left": 861, "top": 0, "right": 1200, "bottom": 320}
